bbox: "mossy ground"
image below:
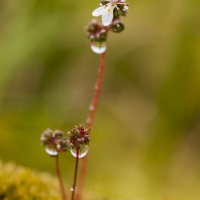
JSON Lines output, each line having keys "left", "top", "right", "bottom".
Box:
{"left": 0, "top": 162, "right": 60, "bottom": 200}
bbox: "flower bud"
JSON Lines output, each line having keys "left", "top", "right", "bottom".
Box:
{"left": 86, "top": 19, "right": 108, "bottom": 43}
{"left": 40, "top": 129, "right": 69, "bottom": 156}
{"left": 111, "top": 20, "right": 125, "bottom": 33}
{"left": 68, "top": 123, "right": 91, "bottom": 158}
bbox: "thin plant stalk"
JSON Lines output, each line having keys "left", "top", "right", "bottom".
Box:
{"left": 71, "top": 148, "right": 80, "bottom": 200}
{"left": 77, "top": 52, "right": 106, "bottom": 200}
{"left": 87, "top": 51, "right": 106, "bottom": 129}
{"left": 55, "top": 155, "right": 67, "bottom": 200}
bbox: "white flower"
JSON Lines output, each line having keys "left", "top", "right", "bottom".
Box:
{"left": 92, "top": 0, "right": 128, "bottom": 26}
{"left": 92, "top": 3, "right": 116, "bottom": 26}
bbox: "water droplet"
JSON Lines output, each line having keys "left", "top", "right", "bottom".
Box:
{"left": 94, "top": 84, "right": 98, "bottom": 90}
{"left": 45, "top": 147, "right": 58, "bottom": 156}
{"left": 70, "top": 186, "right": 74, "bottom": 191}
{"left": 89, "top": 105, "right": 95, "bottom": 111}
{"left": 86, "top": 118, "right": 92, "bottom": 124}
{"left": 70, "top": 145, "right": 89, "bottom": 158}
{"left": 91, "top": 42, "right": 106, "bottom": 54}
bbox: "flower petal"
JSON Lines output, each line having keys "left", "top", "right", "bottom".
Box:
{"left": 101, "top": 4, "right": 116, "bottom": 26}
{"left": 102, "top": 11, "right": 113, "bottom": 26}
{"left": 92, "top": 6, "right": 105, "bottom": 16}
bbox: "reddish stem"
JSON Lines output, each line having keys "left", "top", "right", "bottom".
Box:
{"left": 55, "top": 155, "right": 67, "bottom": 200}
{"left": 87, "top": 52, "right": 106, "bottom": 129}
{"left": 77, "top": 52, "right": 106, "bottom": 200}
{"left": 71, "top": 148, "right": 80, "bottom": 200}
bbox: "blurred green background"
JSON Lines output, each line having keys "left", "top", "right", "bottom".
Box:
{"left": 0, "top": 0, "right": 200, "bottom": 199}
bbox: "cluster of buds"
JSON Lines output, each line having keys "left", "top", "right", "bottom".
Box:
{"left": 41, "top": 129, "right": 69, "bottom": 156}
{"left": 87, "top": 0, "right": 129, "bottom": 53}
{"left": 86, "top": 19, "right": 108, "bottom": 54}
{"left": 41, "top": 123, "right": 91, "bottom": 158}
{"left": 86, "top": 19, "right": 108, "bottom": 44}
{"left": 68, "top": 123, "right": 91, "bottom": 149}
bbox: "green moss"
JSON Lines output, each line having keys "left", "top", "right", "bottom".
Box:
{"left": 0, "top": 162, "right": 60, "bottom": 200}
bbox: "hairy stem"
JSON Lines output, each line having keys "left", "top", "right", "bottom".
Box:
{"left": 71, "top": 148, "right": 80, "bottom": 200}
{"left": 55, "top": 155, "right": 67, "bottom": 200}
{"left": 77, "top": 52, "right": 106, "bottom": 200}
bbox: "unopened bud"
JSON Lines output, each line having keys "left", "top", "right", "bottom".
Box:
{"left": 111, "top": 20, "right": 125, "bottom": 33}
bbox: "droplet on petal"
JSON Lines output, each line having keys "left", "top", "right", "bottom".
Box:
{"left": 45, "top": 147, "right": 58, "bottom": 156}
{"left": 70, "top": 145, "right": 89, "bottom": 158}
{"left": 91, "top": 41, "right": 106, "bottom": 54}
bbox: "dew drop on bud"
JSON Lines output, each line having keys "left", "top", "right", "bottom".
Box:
{"left": 45, "top": 147, "right": 58, "bottom": 156}
{"left": 70, "top": 145, "right": 89, "bottom": 158}
{"left": 90, "top": 41, "right": 106, "bottom": 54}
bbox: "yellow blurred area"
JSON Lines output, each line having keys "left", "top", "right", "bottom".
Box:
{"left": 0, "top": 0, "right": 200, "bottom": 199}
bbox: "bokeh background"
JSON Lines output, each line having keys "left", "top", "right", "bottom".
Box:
{"left": 0, "top": 0, "right": 200, "bottom": 199}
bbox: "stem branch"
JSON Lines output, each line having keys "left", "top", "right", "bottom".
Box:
{"left": 55, "top": 155, "right": 67, "bottom": 200}
{"left": 71, "top": 148, "right": 80, "bottom": 200}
